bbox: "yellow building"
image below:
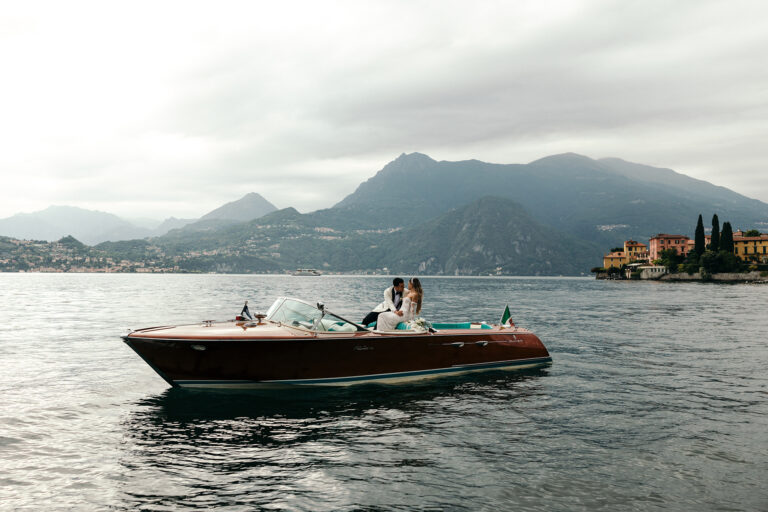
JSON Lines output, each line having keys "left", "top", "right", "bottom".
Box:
{"left": 603, "top": 251, "right": 628, "bottom": 269}
{"left": 602, "top": 240, "right": 649, "bottom": 269}
{"left": 623, "top": 240, "right": 648, "bottom": 261}
{"left": 733, "top": 233, "right": 768, "bottom": 263}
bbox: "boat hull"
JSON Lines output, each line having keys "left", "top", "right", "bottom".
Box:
{"left": 122, "top": 329, "right": 551, "bottom": 388}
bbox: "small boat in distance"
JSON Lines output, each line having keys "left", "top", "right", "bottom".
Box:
{"left": 292, "top": 268, "right": 322, "bottom": 276}
{"left": 122, "top": 297, "right": 552, "bottom": 388}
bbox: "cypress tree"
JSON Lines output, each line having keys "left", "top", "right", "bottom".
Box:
{"left": 711, "top": 214, "right": 720, "bottom": 252}
{"left": 695, "top": 214, "right": 705, "bottom": 256}
{"left": 720, "top": 222, "right": 734, "bottom": 253}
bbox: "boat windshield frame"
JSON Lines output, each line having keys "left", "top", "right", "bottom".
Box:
{"left": 265, "top": 297, "right": 368, "bottom": 332}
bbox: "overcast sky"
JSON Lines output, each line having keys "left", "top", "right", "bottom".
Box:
{"left": 1, "top": 0, "right": 767, "bottom": 221}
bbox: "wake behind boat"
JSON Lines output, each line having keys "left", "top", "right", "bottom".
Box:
{"left": 122, "top": 297, "right": 551, "bottom": 388}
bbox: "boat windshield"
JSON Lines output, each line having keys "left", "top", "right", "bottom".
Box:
{"left": 266, "top": 298, "right": 362, "bottom": 332}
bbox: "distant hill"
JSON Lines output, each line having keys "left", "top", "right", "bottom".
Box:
{"left": 131, "top": 197, "right": 596, "bottom": 275}
{"left": 0, "top": 206, "right": 149, "bottom": 245}
{"left": 382, "top": 196, "right": 597, "bottom": 275}
{"left": 158, "top": 192, "right": 280, "bottom": 237}
{"left": 152, "top": 217, "right": 196, "bottom": 234}
{"left": 0, "top": 192, "right": 277, "bottom": 245}
{"left": 199, "top": 192, "right": 277, "bottom": 222}
{"left": 57, "top": 234, "right": 87, "bottom": 250}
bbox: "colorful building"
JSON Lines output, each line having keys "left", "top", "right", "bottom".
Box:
{"left": 603, "top": 251, "right": 628, "bottom": 269}
{"left": 603, "top": 240, "right": 649, "bottom": 268}
{"left": 649, "top": 234, "right": 691, "bottom": 261}
{"left": 623, "top": 240, "right": 648, "bottom": 261}
{"left": 733, "top": 232, "right": 768, "bottom": 262}
{"left": 600, "top": 229, "right": 768, "bottom": 271}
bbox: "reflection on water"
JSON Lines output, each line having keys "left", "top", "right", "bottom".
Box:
{"left": 118, "top": 372, "right": 547, "bottom": 511}
{"left": 129, "top": 369, "right": 547, "bottom": 423}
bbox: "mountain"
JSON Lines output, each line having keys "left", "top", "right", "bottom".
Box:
{"left": 155, "top": 192, "right": 281, "bottom": 238}
{"left": 152, "top": 217, "right": 196, "bottom": 234}
{"left": 124, "top": 197, "right": 596, "bottom": 275}
{"left": 11, "top": 153, "right": 767, "bottom": 276}
{"left": 199, "top": 192, "right": 277, "bottom": 222}
{"left": 332, "top": 152, "right": 768, "bottom": 245}
{"left": 88, "top": 152, "right": 768, "bottom": 275}
{"left": 0, "top": 206, "right": 150, "bottom": 245}
{"left": 383, "top": 196, "right": 597, "bottom": 275}
{"left": 596, "top": 157, "right": 767, "bottom": 210}
{"left": 0, "top": 192, "right": 277, "bottom": 245}
{"left": 57, "top": 234, "right": 87, "bottom": 250}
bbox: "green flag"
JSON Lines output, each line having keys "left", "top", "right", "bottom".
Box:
{"left": 500, "top": 305, "right": 512, "bottom": 326}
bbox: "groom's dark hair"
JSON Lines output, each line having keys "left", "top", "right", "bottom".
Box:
{"left": 393, "top": 278, "right": 404, "bottom": 287}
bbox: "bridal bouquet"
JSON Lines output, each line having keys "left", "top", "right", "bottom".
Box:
{"left": 406, "top": 317, "right": 431, "bottom": 331}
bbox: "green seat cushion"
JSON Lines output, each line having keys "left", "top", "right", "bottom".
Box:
{"left": 432, "top": 322, "right": 492, "bottom": 330}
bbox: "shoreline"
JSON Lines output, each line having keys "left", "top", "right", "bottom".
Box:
{"left": 0, "top": 271, "right": 591, "bottom": 279}
{"left": 596, "top": 270, "right": 768, "bottom": 283}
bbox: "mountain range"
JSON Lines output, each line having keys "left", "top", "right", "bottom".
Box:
{"left": 0, "top": 193, "right": 277, "bottom": 245}
{"left": 330, "top": 152, "right": 768, "bottom": 244}
{"left": 3, "top": 153, "right": 767, "bottom": 275}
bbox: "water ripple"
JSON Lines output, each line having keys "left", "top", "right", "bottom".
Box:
{"left": 1, "top": 274, "right": 767, "bottom": 510}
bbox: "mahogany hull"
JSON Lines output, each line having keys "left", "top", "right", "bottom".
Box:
{"left": 122, "top": 325, "right": 551, "bottom": 388}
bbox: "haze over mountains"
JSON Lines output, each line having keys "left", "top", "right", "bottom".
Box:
{"left": 0, "top": 193, "right": 277, "bottom": 245}
{"left": 3, "top": 153, "right": 767, "bottom": 275}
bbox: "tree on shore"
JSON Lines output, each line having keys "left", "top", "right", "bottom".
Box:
{"left": 711, "top": 214, "right": 720, "bottom": 252}
{"left": 700, "top": 249, "right": 742, "bottom": 274}
{"left": 659, "top": 248, "right": 684, "bottom": 272}
{"left": 695, "top": 214, "right": 705, "bottom": 256}
{"left": 720, "top": 222, "right": 734, "bottom": 253}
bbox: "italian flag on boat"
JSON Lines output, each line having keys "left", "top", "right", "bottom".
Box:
{"left": 500, "top": 305, "right": 514, "bottom": 327}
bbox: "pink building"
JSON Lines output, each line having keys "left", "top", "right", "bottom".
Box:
{"left": 649, "top": 234, "right": 691, "bottom": 261}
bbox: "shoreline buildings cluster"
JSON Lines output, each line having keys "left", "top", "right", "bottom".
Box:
{"left": 601, "top": 229, "right": 768, "bottom": 278}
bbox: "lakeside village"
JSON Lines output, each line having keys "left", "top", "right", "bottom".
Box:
{"left": 0, "top": 236, "right": 181, "bottom": 273}
{"left": 593, "top": 214, "right": 768, "bottom": 281}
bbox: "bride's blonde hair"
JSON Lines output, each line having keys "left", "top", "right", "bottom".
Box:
{"left": 410, "top": 278, "right": 423, "bottom": 314}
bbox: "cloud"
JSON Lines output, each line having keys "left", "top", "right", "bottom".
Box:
{"left": 0, "top": 0, "right": 767, "bottom": 219}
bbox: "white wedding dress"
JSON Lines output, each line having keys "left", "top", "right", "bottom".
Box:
{"left": 376, "top": 296, "right": 416, "bottom": 331}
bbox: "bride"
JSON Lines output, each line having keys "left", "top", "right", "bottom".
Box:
{"left": 376, "top": 278, "right": 422, "bottom": 331}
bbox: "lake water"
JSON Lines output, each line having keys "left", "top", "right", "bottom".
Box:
{"left": 1, "top": 273, "right": 766, "bottom": 511}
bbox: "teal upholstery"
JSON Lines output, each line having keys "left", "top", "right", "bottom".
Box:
{"left": 327, "top": 321, "right": 356, "bottom": 332}
{"left": 368, "top": 321, "right": 491, "bottom": 331}
{"left": 432, "top": 322, "right": 491, "bottom": 330}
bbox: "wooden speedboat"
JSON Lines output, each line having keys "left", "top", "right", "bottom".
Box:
{"left": 122, "top": 297, "right": 551, "bottom": 388}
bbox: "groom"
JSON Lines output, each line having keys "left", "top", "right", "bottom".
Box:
{"left": 361, "top": 278, "right": 406, "bottom": 326}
